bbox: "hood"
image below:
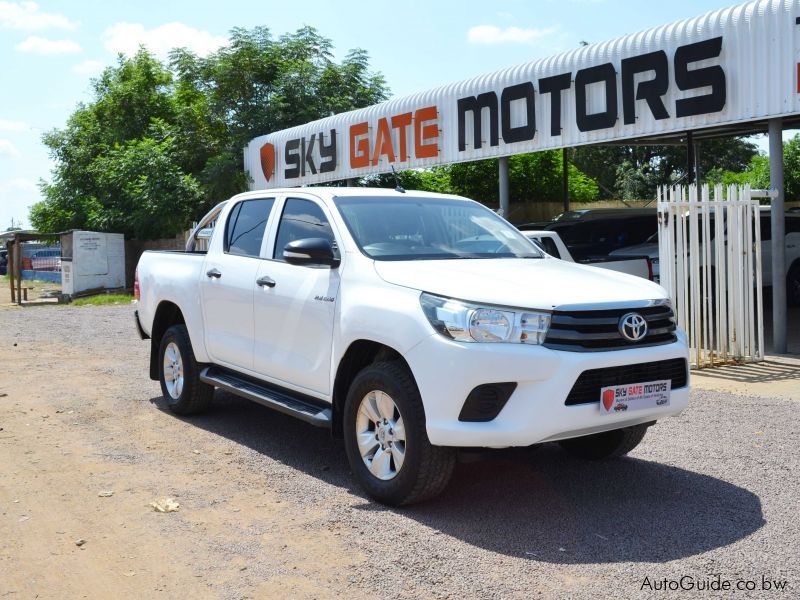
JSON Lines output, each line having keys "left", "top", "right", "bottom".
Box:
{"left": 374, "top": 257, "right": 667, "bottom": 310}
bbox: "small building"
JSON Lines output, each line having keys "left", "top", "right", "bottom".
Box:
{"left": 60, "top": 230, "right": 125, "bottom": 296}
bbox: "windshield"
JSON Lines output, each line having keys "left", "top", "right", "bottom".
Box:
{"left": 334, "top": 196, "right": 543, "bottom": 261}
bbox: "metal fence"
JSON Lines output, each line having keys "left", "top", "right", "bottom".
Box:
{"left": 657, "top": 184, "right": 764, "bottom": 368}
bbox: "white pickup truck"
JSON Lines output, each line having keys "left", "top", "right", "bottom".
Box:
{"left": 134, "top": 188, "right": 689, "bottom": 505}
{"left": 522, "top": 230, "right": 653, "bottom": 280}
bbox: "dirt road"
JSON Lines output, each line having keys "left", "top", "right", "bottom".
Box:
{"left": 1, "top": 304, "right": 797, "bottom": 599}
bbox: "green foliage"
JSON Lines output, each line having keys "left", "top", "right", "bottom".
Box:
{"left": 572, "top": 137, "right": 759, "bottom": 200}
{"left": 32, "top": 28, "right": 388, "bottom": 239}
{"left": 384, "top": 151, "right": 598, "bottom": 204}
{"left": 782, "top": 135, "right": 800, "bottom": 201}
{"left": 72, "top": 294, "right": 133, "bottom": 306}
{"left": 707, "top": 134, "right": 800, "bottom": 201}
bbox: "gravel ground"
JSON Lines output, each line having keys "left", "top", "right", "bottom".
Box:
{"left": 0, "top": 303, "right": 797, "bottom": 599}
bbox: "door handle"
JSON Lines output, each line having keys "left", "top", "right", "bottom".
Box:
{"left": 256, "top": 275, "right": 276, "bottom": 288}
{"left": 206, "top": 268, "right": 222, "bottom": 279}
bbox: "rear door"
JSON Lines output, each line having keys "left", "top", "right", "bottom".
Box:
{"left": 253, "top": 195, "right": 341, "bottom": 395}
{"left": 201, "top": 197, "right": 276, "bottom": 370}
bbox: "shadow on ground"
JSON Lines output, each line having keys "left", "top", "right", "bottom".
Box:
{"left": 151, "top": 391, "right": 765, "bottom": 565}
{"left": 692, "top": 359, "right": 800, "bottom": 383}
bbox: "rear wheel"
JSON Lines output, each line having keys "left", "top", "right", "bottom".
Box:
{"left": 343, "top": 361, "right": 455, "bottom": 506}
{"left": 558, "top": 423, "right": 651, "bottom": 460}
{"left": 159, "top": 324, "right": 213, "bottom": 415}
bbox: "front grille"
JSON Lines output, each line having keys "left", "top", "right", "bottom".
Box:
{"left": 565, "top": 358, "right": 688, "bottom": 406}
{"left": 544, "top": 305, "right": 677, "bottom": 352}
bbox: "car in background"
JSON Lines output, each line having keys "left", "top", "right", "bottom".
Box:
{"left": 517, "top": 208, "right": 656, "bottom": 231}
{"left": 555, "top": 215, "right": 658, "bottom": 262}
{"left": 610, "top": 211, "right": 800, "bottom": 304}
{"left": 522, "top": 230, "right": 653, "bottom": 280}
{"left": 30, "top": 248, "right": 62, "bottom": 272}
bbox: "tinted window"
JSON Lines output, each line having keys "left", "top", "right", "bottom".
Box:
{"left": 225, "top": 198, "right": 274, "bottom": 257}
{"left": 539, "top": 237, "right": 561, "bottom": 258}
{"left": 274, "top": 198, "right": 337, "bottom": 260}
{"left": 787, "top": 216, "right": 800, "bottom": 235}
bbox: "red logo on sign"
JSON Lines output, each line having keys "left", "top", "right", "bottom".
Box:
{"left": 260, "top": 143, "right": 275, "bottom": 182}
{"left": 602, "top": 389, "right": 615, "bottom": 412}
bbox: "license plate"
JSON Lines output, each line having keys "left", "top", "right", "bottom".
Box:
{"left": 600, "top": 380, "right": 671, "bottom": 414}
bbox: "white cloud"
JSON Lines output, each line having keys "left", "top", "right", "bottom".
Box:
{"left": 0, "top": 119, "right": 28, "bottom": 132}
{"left": 71, "top": 59, "right": 104, "bottom": 76}
{"left": 0, "top": 178, "right": 39, "bottom": 229}
{"left": 15, "top": 35, "right": 81, "bottom": 54}
{"left": 467, "top": 25, "right": 559, "bottom": 45}
{"left": 0, "top": 177, "right": 35, "bottom": 192}
{"left": 0, "top": 1, "right": 76, "bottom": 30}
{"left": 0, "top": 139, "right": 21, "bottom": 157}
{"left": 103, "top": 22, "right": 227, "bottom": 59}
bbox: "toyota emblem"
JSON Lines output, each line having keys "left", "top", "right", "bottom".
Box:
{"left": 619, "top": 312, "right": 648, "bottom": 342}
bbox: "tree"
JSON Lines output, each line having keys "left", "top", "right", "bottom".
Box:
{"left": 572, "top": 137, "right": 759, "bottom": 200}
{"left": 706, "top": 133, "right": 800, "bottom": 201}
{"left": 31, "top": 28, "right": 388, "bottom": 239}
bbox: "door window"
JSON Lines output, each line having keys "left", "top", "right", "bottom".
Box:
{"left": 225, "top": 198, "right": 275, "bottom": 257}
{"left": 274, "top": 198, "right": 338, "bottom": 260}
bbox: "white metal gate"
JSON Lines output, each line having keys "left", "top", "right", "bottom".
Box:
{"left": 657, "top": 184, "right": 764, "bottom": 368}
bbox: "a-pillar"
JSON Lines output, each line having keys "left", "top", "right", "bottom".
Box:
{"left": 768, "top": 118, "right": 787, "bottom": 354}
{"left": 498, "top": 157, "right": 509, "bottom": 217}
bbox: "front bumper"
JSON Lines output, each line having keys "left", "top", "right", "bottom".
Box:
{"left": 404, "top": 332, "right": 690, "bottom": 448}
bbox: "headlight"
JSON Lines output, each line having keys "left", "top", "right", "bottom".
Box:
{"left": 420, "top": 293, "right": 550, "bottom": 344}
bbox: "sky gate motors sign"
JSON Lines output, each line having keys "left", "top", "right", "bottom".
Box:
{"left": 245, "top": 1, "right": 800, "bottom": 189}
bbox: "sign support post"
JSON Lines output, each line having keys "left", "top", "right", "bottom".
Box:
{"left": 769, "top": 118, "right": 787, "bottom": 354}
{"left": 498, "top": 157, "right": 509, "bottom": 217}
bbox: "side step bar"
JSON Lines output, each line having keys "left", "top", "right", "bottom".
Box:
{"left": 199, "top": 367, "right": 332, "bottom": 428}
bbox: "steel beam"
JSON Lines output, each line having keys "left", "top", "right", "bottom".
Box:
{"left": 498, "top": 157, "right": 509, "bottom": 217}
{"left": 768, "top": 118, "right": 787, "bottom": 354}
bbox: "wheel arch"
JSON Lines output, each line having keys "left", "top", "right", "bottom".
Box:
{"left": 332, "top": 339, "right": 411, "bottom": 438}
{"left": 149, "top": 301, "right": 186, "bottom": 380}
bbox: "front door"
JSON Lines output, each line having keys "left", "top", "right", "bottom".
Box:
{"left": 253, "top": 196, "right": 341, "bottom": 395}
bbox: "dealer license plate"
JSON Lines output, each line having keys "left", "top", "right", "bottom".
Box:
{"left": 600, "top": 380, "right": 671, "bottom": 414}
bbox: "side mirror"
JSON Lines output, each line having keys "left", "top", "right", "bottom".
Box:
{"left": 283, "top": 238, "right": 340, "bottom": 268}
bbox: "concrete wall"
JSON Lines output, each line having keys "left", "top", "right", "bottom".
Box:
{"left": 124, "top": 234, "right": 187, "bottom": 288}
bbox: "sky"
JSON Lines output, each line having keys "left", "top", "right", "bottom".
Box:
{"left": 0, "top": 0, "right": 783, "bottom": 229}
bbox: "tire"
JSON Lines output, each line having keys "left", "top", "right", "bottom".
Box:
{"left": 558, "top": 423, "right": 651, "bottom": 460}
{"left": 788, "top": 262, "right": 800, "bottom": 307}
{"left": 343, "top": 361, "right": 456, "bottom": 506}
{"left": 159, "top": 324, "right": 213, "bottom": 415}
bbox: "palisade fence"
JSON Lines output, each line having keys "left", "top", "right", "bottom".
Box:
{"left": 657, "top": 184, "right": 764, "bottom": 369}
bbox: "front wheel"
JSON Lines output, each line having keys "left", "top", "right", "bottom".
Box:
{"left": 159, "top": 324, "right": 213, "bottom": 415}
{"left": 343, "top": 361, "right": 455, "bottom": 506}
{"left": 558, "top": 423, "right": 651, "bottom": 460}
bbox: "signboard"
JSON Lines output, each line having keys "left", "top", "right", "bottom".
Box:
{"left": 245, "top": 0, "right": 800, "bottom": 189}
{"left": 75, "top": 232, "right": 108, "bottom": 276}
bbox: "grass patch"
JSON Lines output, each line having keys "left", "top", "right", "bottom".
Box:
{"left": 72, "top": 294, "right": 133, "bottom": 307}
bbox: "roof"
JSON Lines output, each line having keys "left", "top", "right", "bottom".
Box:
{"left": 245, "top": 0, "right": 800, "bottom": 189}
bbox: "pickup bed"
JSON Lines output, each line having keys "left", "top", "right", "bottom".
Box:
{"left": 135, "top": 188, "right": 690, "bottom": 505}
{"left": 522, "top": 230, "right": 653, "bottom": 280}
